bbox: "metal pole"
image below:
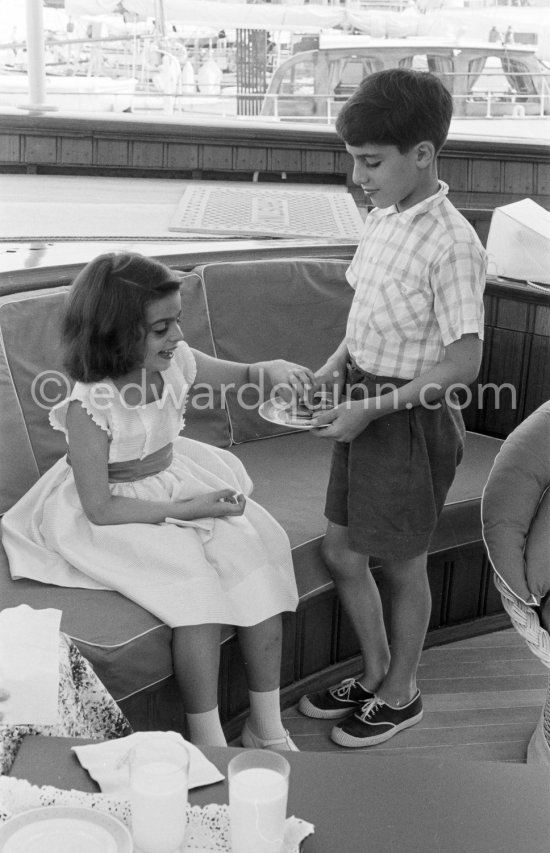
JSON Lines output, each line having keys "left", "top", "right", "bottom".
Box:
{"left": 21, "top": 0, "right": 55, "bottom": 111}
{"left": 25, "top": 0, "right": 46, "bottom": 108}
{"left": 155, "top": 0, "right": 166, "bottom": 38}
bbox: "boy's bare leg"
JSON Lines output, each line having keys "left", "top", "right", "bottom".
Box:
{"left": 322, "top": 521, "right": 390, "bottom": 692}
{"left": 376, "top": 551, "right": 431, "bottom": 705}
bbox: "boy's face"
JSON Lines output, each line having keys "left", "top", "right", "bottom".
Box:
{"left": 346, "top": 141, "right": 437, "bottom": 212}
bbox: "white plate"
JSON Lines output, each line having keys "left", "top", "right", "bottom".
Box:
{"left": 0, "top": 806, "right": 133, "bottom": 853}
{"left": 258, "top": 399, "right": 329, "bottom": 430}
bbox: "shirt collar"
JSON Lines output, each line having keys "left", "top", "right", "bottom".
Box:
{"left": 371, "top": 181, "right": 449, "bottom": 221}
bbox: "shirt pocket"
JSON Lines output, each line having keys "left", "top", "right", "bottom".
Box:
{"left": 370, "top": 278, "right": 431, "bottom": 340}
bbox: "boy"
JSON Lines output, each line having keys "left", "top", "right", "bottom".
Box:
{"left": 298, "top": 68, "right": 486, "bottom": 747}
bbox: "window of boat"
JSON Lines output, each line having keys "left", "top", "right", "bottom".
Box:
{"left": 468, "top": 55, "right": 537, "bottom": 100}
{"left": 331, "top": 57, "right": 384, "bottom": 99}
{"left": 278, "top": 58, "right": 315, "bottom": 97}
{"left": 501, "top": 58, "right": 537, "bottom": 96}
{"left": 263, "top": 56, "right": 317, "bottom": 118}
{"left": 399, "top": 53, "right": 454, "bottom": 90}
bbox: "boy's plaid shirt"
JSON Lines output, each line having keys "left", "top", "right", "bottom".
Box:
{"left": 346, "top": 182, "right": 486, "bottom": 380}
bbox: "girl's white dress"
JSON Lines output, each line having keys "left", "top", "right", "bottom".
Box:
{"left": 2, "top": 343, "right": 298, "bottom": 627}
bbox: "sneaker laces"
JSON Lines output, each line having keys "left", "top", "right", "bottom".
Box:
{"left": 330, "top": 678, "right": 360, "bottom": 700}
{"left": 357, "top": 696, "right": 385, "bottom": 722}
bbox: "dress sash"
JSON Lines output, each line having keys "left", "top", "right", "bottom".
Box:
{"left": 66, "top": 443, "right": 173, "bottom": 483}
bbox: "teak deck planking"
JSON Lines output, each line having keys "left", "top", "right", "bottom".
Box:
{"left": 279, "top": 628, "right": 548, "bottom": 762}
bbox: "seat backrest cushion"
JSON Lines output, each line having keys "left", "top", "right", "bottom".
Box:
{"left": 482, "top": 400, "right": 550, "bottom": 605}
{"left": 194, "top": 257, "right": 354, "bottom": 443}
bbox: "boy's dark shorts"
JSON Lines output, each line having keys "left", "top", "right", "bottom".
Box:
{"left": 324, "top": 362, "right": 466, "bottom": 561}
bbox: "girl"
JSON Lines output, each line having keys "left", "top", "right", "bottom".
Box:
{"left": 2, "top": 252, "right": 314, "bottom": 750}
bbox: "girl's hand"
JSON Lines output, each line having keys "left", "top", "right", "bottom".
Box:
{"left": 175, "top": 490, "right": 246, "bottom": 519}
{"left": 264, "top": 359, "right": 316, "bottom": 403}
{"left": 310, "top": 401, "right": 374, "bottom": 443}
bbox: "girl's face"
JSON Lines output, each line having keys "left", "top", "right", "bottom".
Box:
{"left": 142, "top": 291, "right": 184, "bottom": 373}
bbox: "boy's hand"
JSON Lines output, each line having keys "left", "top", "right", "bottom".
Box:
{"left": 176, "top": 490, "right": 246, "bottom": 519}
{"left": 310, "top": 401, "right": 374, "bottom": 443}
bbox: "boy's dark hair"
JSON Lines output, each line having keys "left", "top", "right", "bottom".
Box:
{"left": 335, "top": 68, "right": 453, "bottom": 154}
{"left": 62, "top": 252, "right": 182, "bottom": 382}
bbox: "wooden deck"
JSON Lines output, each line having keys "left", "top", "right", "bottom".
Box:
{"left": 279, "top": 628, "right": 549, "bottom": 762}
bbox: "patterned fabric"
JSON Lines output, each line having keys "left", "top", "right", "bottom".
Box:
{"left": 345, "top": 182, "right": 486, "bottom": 379}
{"left": 0, "top": 633, "right": 131, "bottom": 774}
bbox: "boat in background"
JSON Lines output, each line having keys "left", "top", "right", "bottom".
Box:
{"left": 261, "top": 36, "right": 550, "bottom": 123}
{"left": 0, "top": 70, "right": 136, "bottom": 112}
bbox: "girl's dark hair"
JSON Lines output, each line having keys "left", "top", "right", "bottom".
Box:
{"left": 62, "top": 252, "right": 182, "bottom": 382}
{"left": 335, "top": 68, "right": 453, "bottom": 154}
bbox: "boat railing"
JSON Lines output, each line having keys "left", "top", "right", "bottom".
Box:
{"left": 260, "top": 69, "right": 550, "bottom": 122}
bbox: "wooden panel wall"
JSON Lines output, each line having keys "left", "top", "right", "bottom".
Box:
{"left": 464, "top": 278, "right": 550, "bottom": 437}
{"left": 0, "top": 112, "right": 548, "bottom": 215}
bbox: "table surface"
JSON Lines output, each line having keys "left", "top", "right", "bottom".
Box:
{"left": 8, "top": 735, "right": 550, "bottom": 852}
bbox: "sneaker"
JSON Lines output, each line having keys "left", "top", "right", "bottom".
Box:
{"left": 241, "top": 719, "right": 299, "bottom": 752}
{"left": 298, "top": 678, "right": 375, "bottom": 720}
{"left": 331, "top": 691, "right": 423, "bottom": 748}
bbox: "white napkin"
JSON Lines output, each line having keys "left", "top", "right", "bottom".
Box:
{"left": 73, "top": 731, "right": 224, "bottom": 796}
{"left": 165, "top": 517, "right": 213, "bottom": 533}
{"left": 0, "top": 605, "right": 61, "bottom": 725}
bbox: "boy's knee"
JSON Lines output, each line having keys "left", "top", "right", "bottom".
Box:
{"left": 321, "top": 537, "right": 366, "bottom": 579}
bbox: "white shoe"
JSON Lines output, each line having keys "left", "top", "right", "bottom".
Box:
{"left": 241, "top": 719, "right": 299, "bottom": 751}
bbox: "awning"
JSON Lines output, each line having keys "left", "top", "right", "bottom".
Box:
{"left": 66, "top": 0, "right": 346, "bottom": 32}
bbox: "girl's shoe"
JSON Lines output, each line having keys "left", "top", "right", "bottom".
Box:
{"left": 241, "top": 719, "right": 299, "bottom": 751}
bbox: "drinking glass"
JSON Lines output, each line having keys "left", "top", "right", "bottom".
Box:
{"left": 228, "top": 749, "right": 290, "bottom": 853}
{"left": 129, "top": 735, "right": 190, "bottom": 853}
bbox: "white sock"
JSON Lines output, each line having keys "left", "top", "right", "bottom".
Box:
{"left": 247, "top": 688, "right": 286, "bottom": 740}
{"left": 186, "top": 707, "right": 227, "bottom": 746}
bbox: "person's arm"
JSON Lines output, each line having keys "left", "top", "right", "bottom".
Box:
{"left": 66, "top": 401, "right": 245, "bottom": 526}
{"left": 312, "top": 338, "right": 350, "bottom": 400}
{"left": 192, "top": 348, "right": 316, "bottom": 401}
{"left": 311, "top": 333, "right": 482, "bottom": 442}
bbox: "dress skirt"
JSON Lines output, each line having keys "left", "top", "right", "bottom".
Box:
{"left": 2, "top": 437, "right": 299, "bottom": 628}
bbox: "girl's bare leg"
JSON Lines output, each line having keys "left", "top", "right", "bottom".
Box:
{"left": 172, "top": 623, "right": 226, "bottom": 745}
{"left": 237, "top": 614, "right": 283, "bottom": 692}
{"left": 238, "top": 615, "right": 288, "bottom": 739}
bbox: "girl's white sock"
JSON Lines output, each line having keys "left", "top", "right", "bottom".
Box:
{"left": 186, "top": 707, "right": 227, "bottom": 746}
{"left": 247, "top": 688, "right": 286, "bottom": 739}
